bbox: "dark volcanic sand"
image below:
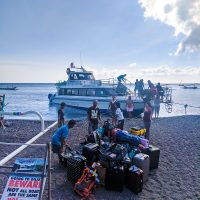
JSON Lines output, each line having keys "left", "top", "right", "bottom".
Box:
{"left": 0, "top": 115, "right": 200, "bottom": 200}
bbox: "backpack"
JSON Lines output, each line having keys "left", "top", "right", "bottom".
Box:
{"left": 86, "top": 131, "right": 101, "bottom": 146}
{"left": 74, "top": 167, "right": 98, "bottom": 198}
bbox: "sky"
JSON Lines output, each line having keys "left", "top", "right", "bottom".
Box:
{"left": 0, "top": 0, "right": 200, "bottom": 83}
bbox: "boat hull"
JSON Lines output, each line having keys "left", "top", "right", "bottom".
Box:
{"left": 49, "top": 95, "right": 144, "bottom": 117}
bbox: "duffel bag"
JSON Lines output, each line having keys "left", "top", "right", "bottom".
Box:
{"left": 116, "top": 130, "right": 141, "bottom": 146}
{"left": 129, "top": 126, "right": 146, "bottom": 136}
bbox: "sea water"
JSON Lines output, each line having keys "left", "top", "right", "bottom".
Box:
{"left": 0, "top": 83, "right": 200, "bottom": 121}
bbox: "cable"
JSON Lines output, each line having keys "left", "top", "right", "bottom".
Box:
{"left": 172, "top": 102, "right": 200, "bottom": 109}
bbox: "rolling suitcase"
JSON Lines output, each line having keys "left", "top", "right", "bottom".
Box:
{"left": 67, "top": 154, "right": 86, "bottom": 184}
{"left": 96, "top": 162, "right": 106, "bottom": 186}
{"left": 99, "top": 151, "right": 118, "bottom": 168}
{"left": 60, "top": 146, "right": 73, "bottom": 167}
{"left": 125, "top": 165, "right": 143, "bottom": 194}
{"left": 133, "top": 153, "right": 149, "bottom": 183}
{"left": 105, "top": 166, "right": 124, "bottom": 192}
{"left": 82, "top": 143, "right": 99, "bottom": 166}
{"left": 146, "top": 145, "right": 160, "bottom": 170}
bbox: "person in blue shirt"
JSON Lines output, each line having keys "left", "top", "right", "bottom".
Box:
{"left": 52, "top": 119, "right": 76, "bottom": 163}
{"left": 117, "top": 74, "right": 126, "bottom": 82}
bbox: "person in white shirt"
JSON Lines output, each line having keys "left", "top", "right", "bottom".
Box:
{"left": 115, "top": 102, "right": 124, "bottom": 130}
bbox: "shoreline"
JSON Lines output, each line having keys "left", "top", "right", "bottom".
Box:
{"left": 0, "top": 115, "right": 200, "bottom": 199}
{"left": 2, "top": 113, "right": 200, "bottom": 122}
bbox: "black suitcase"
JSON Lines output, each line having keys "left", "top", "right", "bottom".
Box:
{"left": 99, "top": 151, "right": 118, "bottom": 168}
{"left": 105, "top": 166, "right": 124, "bottom": 192}
{"left": 67, "top": 154, "right": 86, "bottom": 184}
{"left": 146, "top": 145, "right": 160, "bottom": 170}
{"left": 82, "top": 143, "right": 99, "bottom": 166}
{"left": 60, "top": 147, "right": 73, "bottom": 167}
{"left": 125, "top": 165, "right": 143, "bottom": 194}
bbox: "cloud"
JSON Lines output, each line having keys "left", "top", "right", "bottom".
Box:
{"left": 138, "top": 0, "right": 200, "bottom": 55}
{"left": 140, "top": 65, "right": 200, "bottom": 76}
{"left": 128, "top": 63, "right": 137, "bottom": 68}
{"left": 88, "top": 64, "right": 200, "bottom": 84}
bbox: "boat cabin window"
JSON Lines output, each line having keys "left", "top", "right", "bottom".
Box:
{"left": 70, "top": 74, "right": 78, "bottom": 80}
{"left": 69, "top": 73, "right": 94, "bottom": 80}
{"left": 78, "top": 89, "right": 87, "bottom": 96}
{"left": 71, "top": 89, "right": 79, "bottom": 95}
{"left": 96, "top": 89, "right": 105, "bottom": 96}
{"left": 87, "top": 89, "right": 95, "bottom": 96}
{"left": 58, "top": 88, "right": 65, "bottom": 95}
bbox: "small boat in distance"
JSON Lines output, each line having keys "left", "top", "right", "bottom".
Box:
{"left": 0, "top": 86, "right": 17, "bottom": 90}
{"left": 183, "top": 84, "right": 197, "bottom": 89}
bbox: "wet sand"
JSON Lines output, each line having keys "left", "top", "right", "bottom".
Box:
{"left": 0, "top": 115, "right": 200, "bottom": 200}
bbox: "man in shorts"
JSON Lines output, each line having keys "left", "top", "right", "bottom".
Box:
{"left": 51, "top": 120, "right": 76, "bottom": 163}
{"left": 87, "top": 100, "right": 101, "bottom": 134}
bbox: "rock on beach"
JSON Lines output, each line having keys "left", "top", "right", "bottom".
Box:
{"left": 0, "top": 115, "right": 200, "bottom": 200}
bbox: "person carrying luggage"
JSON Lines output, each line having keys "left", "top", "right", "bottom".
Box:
{"left": 117, "top": 74, "right": 126, "bottom": 82}
{"left": 51, "top": 120, "right": 76, "bottom": 163}
{"left": 156, "top": 82, "right": 164, "bottom": 101}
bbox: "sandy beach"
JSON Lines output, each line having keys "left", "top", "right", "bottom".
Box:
{"left": 0, "top": 115, "right": 200, "bottom": 200}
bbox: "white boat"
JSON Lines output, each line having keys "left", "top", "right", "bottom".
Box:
{"left": 48, "top": 65, "right": 144, "bottom": 117}
{"left": 183, "top": 84, "right": 197, "bottom": 89}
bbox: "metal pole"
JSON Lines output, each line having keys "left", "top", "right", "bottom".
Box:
{"left": 48, "top": 142, "right": 51, "bottom": 200}
{"left": 0, "top": 121, "right": 57, "bottom": 166}
{"left": 0, "top": 111, "right": 45, "bottom": 131}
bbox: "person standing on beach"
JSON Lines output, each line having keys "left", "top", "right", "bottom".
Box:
{"left": 108, "top": 96, "right": 117, "bottom": 125}
{"left": 51, "top": 120, "right": 76, "bottom": 163}
{"left": 87, "top": 100, "right": 101, "bottom": 134}
{"left": 0, "top": 95, "right": 5, "bottom": 129}
{"left": 126, "top": 96, "right": 134, "bottom": 118}
{"left": 116, "top": 102, "right": 124, "bottom": 130}
{"left": 58, "top": 102, "right": 66, "bottom": 128}
{"left": 154, "top": 95, "right": 161, "bottom": 118}
{"left": 143, "top": 102, "right": 152, "bottom": 140}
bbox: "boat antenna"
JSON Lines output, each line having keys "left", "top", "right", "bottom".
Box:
{"left": 80, "top": 51, "right": 83, "bottom": 67}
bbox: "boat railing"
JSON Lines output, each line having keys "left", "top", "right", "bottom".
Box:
{"left": 101, "top": 78, "right": 118, "bottom": 86}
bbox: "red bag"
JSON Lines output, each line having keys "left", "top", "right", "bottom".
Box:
{"left": 74, "top": 167, "right": 97, "bottom": 199}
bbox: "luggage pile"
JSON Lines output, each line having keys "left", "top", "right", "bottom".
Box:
{"left": 61, "top": 120, "right": 160, "bottom": 198}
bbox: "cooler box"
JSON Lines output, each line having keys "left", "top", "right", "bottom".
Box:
{"left": 82, "top": 143, "right": 99, "bottom": 166}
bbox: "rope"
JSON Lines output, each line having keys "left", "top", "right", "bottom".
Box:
{"left": 173, "top": 102, "right": 200, "bottom": 109}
